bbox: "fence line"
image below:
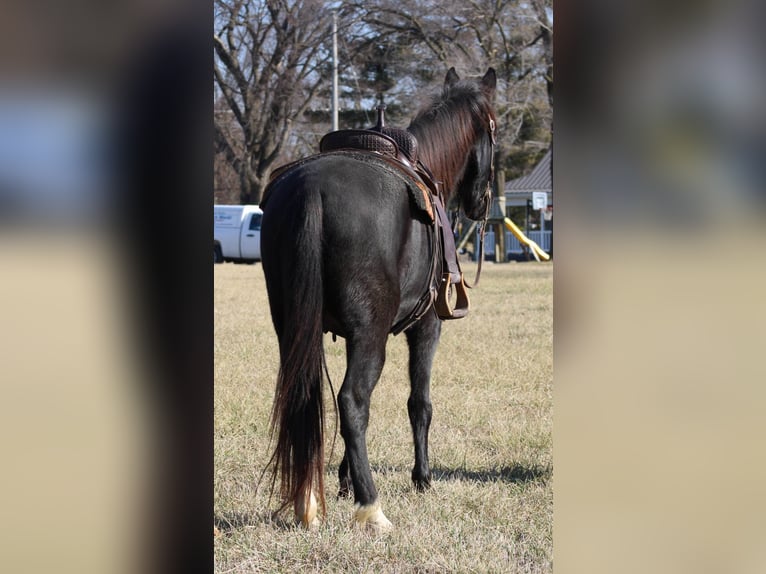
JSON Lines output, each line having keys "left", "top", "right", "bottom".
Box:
{"left": 479, "top": 229, "right": 552, "bottom": 258}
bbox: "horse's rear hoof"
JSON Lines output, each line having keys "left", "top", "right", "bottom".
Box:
{"left": 301, "top": 516, "right": 320, "bottom": 529}
{"left": 295, "top": 490, "right": 319, "bottom": 529}
{"left": 412, "top": 470, "right": 432, "bottom": 491}
{"left": 353, "top": 501, "right": 393, "bottom": 533}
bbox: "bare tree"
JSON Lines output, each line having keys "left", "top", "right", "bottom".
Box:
{"left": 213, "top": 0, "right": 337, "bottom": 204}
{"left": 453, "top": 0, "right": 552, "bottom": 175}
{"left": 352, "top": 0, "right": 553, "bottom": 176}
{"left": 213, "top": 0, "right": 552, "bottom": 202}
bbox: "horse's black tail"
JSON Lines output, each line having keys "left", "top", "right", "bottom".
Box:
{"left": 263, "top": 187, "right": 327, "bottom": 519}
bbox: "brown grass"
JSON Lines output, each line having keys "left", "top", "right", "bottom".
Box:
{"left": 214, "top": 260, "right": 552, "bottom": 573}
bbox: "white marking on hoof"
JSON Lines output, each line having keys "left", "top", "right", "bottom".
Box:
{"left": 353, "top": 501, "right": 393, "bottom": 532}
{"left": 294, "top": 489, "right": 319, "bottom": 529}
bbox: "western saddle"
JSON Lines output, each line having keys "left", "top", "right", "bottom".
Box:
{"left": 267, "top": 105, "right": 471, "bottom": 333}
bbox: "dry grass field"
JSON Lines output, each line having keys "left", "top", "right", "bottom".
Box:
{"left": 214, "top": 260, "right": 552, "bottom": 573}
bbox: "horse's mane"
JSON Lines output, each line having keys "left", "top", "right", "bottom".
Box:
{"left": 408, "top": 80, "right": 494, "bottom": 199}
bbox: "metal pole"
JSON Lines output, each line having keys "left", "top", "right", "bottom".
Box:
{"left": 525, "top": 199, "right": 531, "bottom": 260}
{"left": 525, "top": 199, "right": 531, "bottom": 235}
{"left": 495, "top": 166, "right": 505, "bottom": 261}
{"left": 332, "top": 11, "right": 339, "bottom": 131}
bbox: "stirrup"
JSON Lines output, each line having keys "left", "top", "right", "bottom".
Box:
{"left": 434, "top": 272, "right": 470, "bottom": 320}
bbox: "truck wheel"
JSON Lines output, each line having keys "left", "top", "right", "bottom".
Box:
{"left": 214, "top": 245, "right": 223, "bottom": 264}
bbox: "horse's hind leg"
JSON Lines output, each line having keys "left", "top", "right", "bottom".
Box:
{"left": 405, "top": 312, "right": 442, "bottom": 491}
{"left": 338, "top": 453, "right": 352, "bottom": 498}
{"left": 337, "top": 333, "right": 393, "bottom": 531}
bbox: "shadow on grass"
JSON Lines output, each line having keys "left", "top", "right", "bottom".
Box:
{"left": 431, "top": 463, "right": 552, "bottom": 485}
{"left": 214, "top": 510, "right": 296, "bottom": 534}
{"left": 366, "top": 462, "right": 551, "bottom": 486}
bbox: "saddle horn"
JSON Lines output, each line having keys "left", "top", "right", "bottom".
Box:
{"left": 374, "top": 104, "right": 386, "bottom": 130}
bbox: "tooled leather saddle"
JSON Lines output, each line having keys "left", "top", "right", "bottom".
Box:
{"left": 264, "top": 105, "right": 471, "bottom": 333}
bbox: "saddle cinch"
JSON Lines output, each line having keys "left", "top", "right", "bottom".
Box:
{"left": 318, "top": 106, "right": 470, "bottom": 330}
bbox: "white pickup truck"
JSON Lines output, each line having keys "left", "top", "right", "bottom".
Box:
{"left": 214, "top": 204, "right": 263, "bottom": 263}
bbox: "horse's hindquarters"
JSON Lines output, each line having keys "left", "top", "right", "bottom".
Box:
{"left": 285, "top": 156, "right": 433, "bottom": 337}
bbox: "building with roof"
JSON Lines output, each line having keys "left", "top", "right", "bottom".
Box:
{"left": 476, "top": 148, "right": 552, "bottom": 261}
{"left": 505, "top": 148, "right": 552, "bottom": 208}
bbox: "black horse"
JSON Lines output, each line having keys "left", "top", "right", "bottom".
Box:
{"left": 260, "top": 67, "right": 497, "bottom": 531}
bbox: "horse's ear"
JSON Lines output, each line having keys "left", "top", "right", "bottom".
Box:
{"left": 481, "top": 68, "right": 497, "bottom": 92}
{"left": 445, "top": 67, "right": 460, "bottom": 87}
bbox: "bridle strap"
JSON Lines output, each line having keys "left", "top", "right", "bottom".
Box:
{"left": 466, "top": 115, "right": 496, "bottom": 289}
